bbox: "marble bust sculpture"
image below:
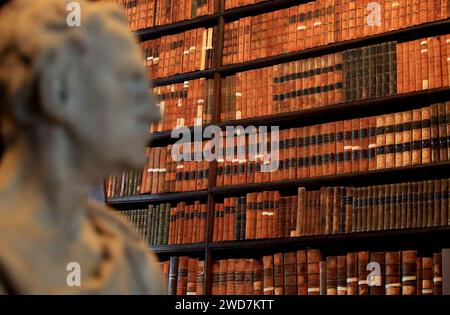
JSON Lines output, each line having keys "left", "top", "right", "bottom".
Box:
{"left": 0, "top": 0, "right": 164, "bottom": 294}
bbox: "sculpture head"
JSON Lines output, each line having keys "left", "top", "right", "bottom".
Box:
{"left": 0, "top": 0, "right": 161, "bottom": 176}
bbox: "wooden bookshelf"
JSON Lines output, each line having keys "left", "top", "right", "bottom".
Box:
{"left": 106, "top": 0, "right": 450, "bottom": 295}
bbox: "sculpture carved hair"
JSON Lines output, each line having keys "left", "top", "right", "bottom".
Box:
{"left": 0, "top": 0, "right": 125, "bottom": 140}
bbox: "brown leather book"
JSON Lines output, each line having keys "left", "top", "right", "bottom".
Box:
{"left": 441, "top": 179, "right": 448, "bottom": 227}
{"left": 234, "top": 259, "right": 245, "bottom": 295}
{"left": 335, "top": 121, "right": 344, "bottom": 174}
{"left": 225, "top": 259, "right": 235, "bottom": 295}
{"left": 163, "top": 260, "right": 170, "bottom": 292}
{"left": 297, "top": 250, "right": 308, "bottom": 295}
{"left": 262, "top": 191, "right": 270, "bottom": 239}
{"left": 359, "top": 117, "right": 369, "bottom": 171}
{"left": 357, "top": 251, "right": 369, "bottom": 295}
{"left": 394, "top": 112, "right": 404, "bottom": 168}
{"left": 255, "top": 193, "right": 264, "bottom": 239}
{"left": 347, "top": 252, "right": 358, "bottom": 295}
{"left": 351, "top": 118, "right": 360, "bottom": 173}
{"left": 401, "top": 250, "right": 417, "bottom": 295}
{"left": 433, "top": 180, "right": 442, "bottom": 227}
{"left": 253, "top": 259, "right": 264, "bottom": 295}
{"left": 273, "top": 253, "right": 284, "bottom": 295}
{"left": 438, "top": 103, "right": 448, "bottom": 162}
{"left": 409, "top": 108, "right": 422, "bottom": 165}
{"left": 326, "top": 256, "right": 337, "bottom": 295}
{"left": 211, "top": 261, "right": 220, "bottom": 295}
{"left": 433, "top": 252, "right": 442, "bottom": 295}
{"left": 385, "top": 252, "right": 401, "bottom": 295}
{"left": 283, "top": 252, "right": 297, "bottom": 295}
{"left": 416, "top": 256, "right": 423, "bottom": 295}
{"left": 337, "top": 255, "right": 347, "bottom": 295}
{"left": 320, "top": 260, "right": 327, "bottom": 295}
{"left": 176, "top": 256, "right": 188, "bottom": 295}
{"left": 168, "top": 256, "right": 179, "bottom": 295}
{"left": 187, "top": 258, "right": 198, "bottom": 296}
{"left": 307, "top": 249, "right": 322, "bottom": 295}
{"left": 401, "top": 111, "right": 412, "bottom": 166}
{"left": 369, "top": 252, "right": 386, "bottom": 295}
{"left": 263, "top": 255, "right": 274, "bottom": 295}
{"left": 422, "top": 257, "right": 433, "bottom": 295}
{"left": 431, "top": 103, "right": 440, "bottom": 163}
{"left": 422, "top": 106, "right": 432, "bottom": 164}
{"left": 385, "top": 113, "right": 395, "bottom": 169}
{"left": 218, "top": 259, "right": 227, "bottom": 295}
{"left": 376, "top": 115, "right": 386, "bottom": 169}
{"left": 243, "top": 259, "right": 254, "bottom": 295}
{"left": 245, "top": 193, "right": 253, "bottom": 240}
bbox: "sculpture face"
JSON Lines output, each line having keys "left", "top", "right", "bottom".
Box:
{"left": 68, "top": 28, "right": 161, "bottom": 170}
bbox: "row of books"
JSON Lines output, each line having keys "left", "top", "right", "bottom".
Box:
{"left": 117, "top": 201, "right": 207, "bottom": 245}
{"left": 150, "top": 78, "right": 214, "bottom": 133}
{"left": 224, "top": 0, "right": 268, "bottom": 10}
{"left": 102, "top": 0, "right": 217, "bottom": 31}
{"left": 217, "top": 102, "right": 450, "bottom": 186}
{"left": 397, "top": 35, "right": 450, "bottom": 94}
{"left": 222, "top": 0, "right": 450, "bottom": 65}
{"left": 213, "top": 178, "right": 450, "bottom": 243}
{"left": 221, "top": 35, "right": 450, "bottom": 122}
{"left": 106, "top": 146, "right": 210, "bottom": 197}
{"left": 161, "top": 256, "right": 205, "bottom": 295}
{"left": 211, "top": 249, "right": 444, "bottom": 295}
{"left": 142, "top": 27, "right": 216, "bottom": 79}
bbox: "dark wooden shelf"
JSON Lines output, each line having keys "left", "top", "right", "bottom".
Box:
{"left": 107, "top": 190, "right": 208, "bottom": 209}
{"left": 152, "top": 68, "right": 216, "bottom": 87}
{"left": 218, "top": 18, "right": 450, "bottom": 76}
{"left": 136, "top": 14, "right": 219, "bottom": 41}
{"left": 223, "top": 0, "right": 308, "bottom": 22}
{"left": 209, "top": 227, "right": 450, "bottom": 256}
{"left": 150, "top": 243, "right": 206, "bottom": 255}
{"left": 212, "top": 162, "right": 450, "bottom": 196}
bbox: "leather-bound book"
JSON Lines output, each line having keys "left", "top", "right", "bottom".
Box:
{"left": 394, "top": 112, "right": 404, "bottom": 168}
{"left": 234, "top": 259, "right": 245, "bottom": 295}
{"left": 422, "top": 257, "right": 433, "bottom": 295}
{"left": 400, "top": 183, "right": 408, "bottom": 229}
{"left": 245, "top": 193, "right": 253, "bottom": 240}
{"left": 385, "top": 252, "right": 401, "bottom": 295}
{"left": 226, "top": 259, "right": 235, "bottom": 295}
{"left": 369, "top": 252, "right": 385, "bottom": 295}
{"left": 320, "top": 260, "right": 327, "bottom": 295}
{"left": 388, "top": 41, "right": 397, "bottom": 96}
{"left": 402, "top": 250, "right": 418, "bottom": 295}
{"left": 223, "top": 198, "right": 230, "bottom": 242}
{"left": 307, "top": 249, "right": 322, "bottom": 295}
{"left": 433, "top": 252, "right": 442, "bottom": 295}
{"left": 332, "top": 187, "right": 342, "bottom": 234}
{"left": 377, "top": 185, "right": 385, "bottom": 231}
{"left": 359, "top": 117, "right": 369, "bottom": 171}
{"left": 244, "top": 259, "right": 254, "bottom": 295}
{"left": 367, "top": 186, "right": 374, "bottom": 232}
{"left": 376, "top": 115, "right": 386, "bottom": 169}
{"left": 411, "top": 182, "right": 418, "bottom": 229}
{"left": 344, "top": 119, "right": 353, "bottom": 173}
{"left": 357, "top": 251, "right": 369, "bottom": 295}
{"left": 326, "top": 256, "right": 337, "bottom": 295}
{"left": 411, "top": 109, "right": 422, "bottom": 165}
{"left": 347, "top": 252, "right": 358, "bottom": 295}
{"left": 211, "top": 261, "right": 220, "bottom": 295}
{"left": 385, "top": 113, "right": 395, "bottom": 169}
{"left": 229, "top": 197, "right": 237, "bottom": 241}
{"left": 352, "top": 188, "right": 359, "bottom": 233}
{"left": 163, "top": 260, "right": 170, "bottom": 292}
{"left": 337, "top": 255, "right": 347, "bottom": 295}
{"left": 256, "top": 193, "right": 264, "bottom": 239}
{"left": 426, "top": 180, "right": 434, "bottom": 228}
{"left": 267, "top": 191, "right": 275, "bottom": 239}
{"left": 433, "top": 180, "right": 442, "bottom": 227}
{"left": 239, "top": 196, "right": 247, "bottom": 241}
{"left": 325, "top": 187, "right": 334, "bottom": 235}
{"left": 262, "top": 191, "right": 270, "bottom": 239}
{"left": 218, "top": 203, "right": 225, "bottom": 242}
{"left": 421, "top": 106, "right": 432, "bottom": 164}
{"left": 216, "top": 158, "right": 224, "bottom": 187}
{"left": 336, "top": 121, "right": 345, "bottom": 174}
{"left": 263, "top": 255, "right": 274, "bottom": 295}
{"left": 441, "top": 179, "right": 448, "bottom": 227}
{"left": 253, "top": 259, "right": 264, "bottom": 295}
{"left": 273, "top": 192, "right": 281, "bottom": 238}
{"left": 274, "top": 253, "right": 284, "bottom": 295}
{"left": 218, "top": 259, "right": 228, "bottom": 295}
{"left": 438, "top": 103, "right": 448, "bottom": 162}
{"left": 417, "top": 181, "right": 424, "bottom": 228}
{"left": 351, "top": 118, "right": 360, "bottom": 173}
{"left": 168, "top": 256, "right": 179, "bottom": 295}
{"left": 394, "top": 183, "right": 402, "bottom": 230}
{"left": 431, "top": 104, "right": 440, "bottom": 163}
{"left": 297, "top": 250, "right": 308, "bottom": 295}
{"left": 401, "top": 111, "right": 412, "bottom": 166}
{"left": 416, "top": 256, "right": 423, "bottom": 296}
{"left": 283, "top": 252, "right": 297, "bottom": 295}
{"left": 177, "top": 256, "right": 189, "bottom": 295}
{"left": 187, "top": 258, "right": 198, "bottom": 295}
